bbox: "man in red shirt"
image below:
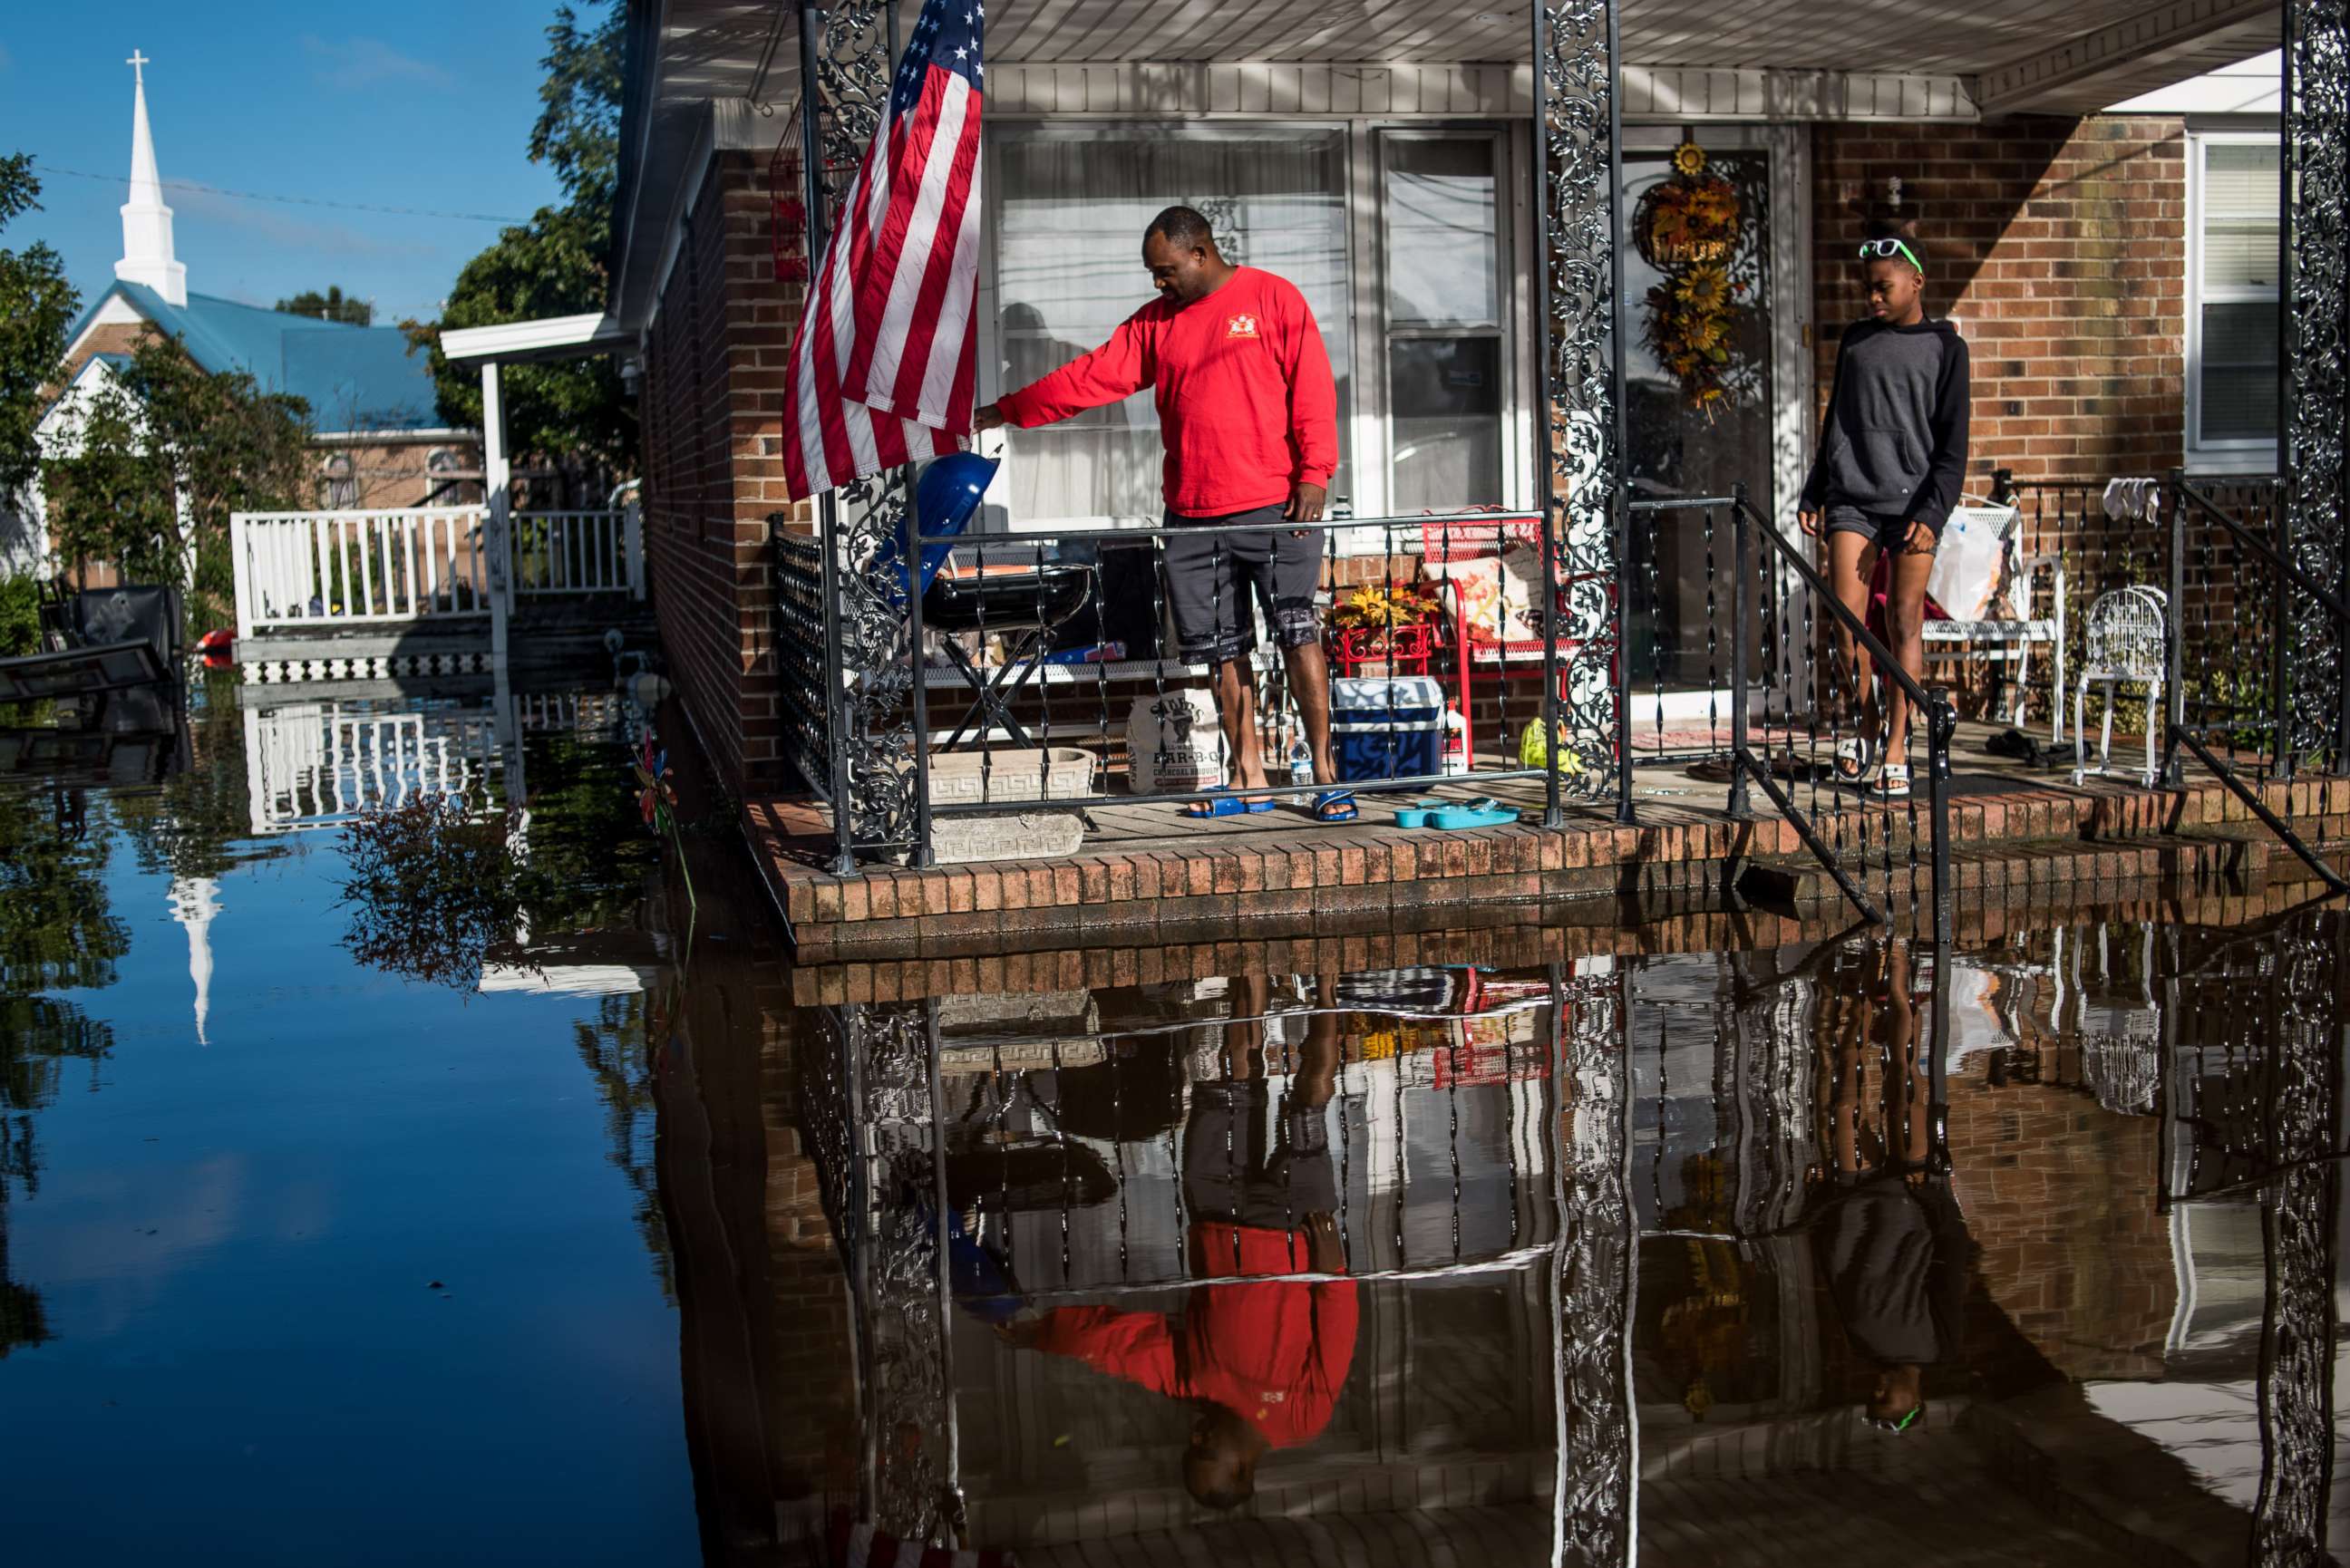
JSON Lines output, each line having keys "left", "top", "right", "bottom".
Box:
{"left": 1000, "top": 973, "right": 1358, "bottom": 1509}
{"left": 976, "top": 208, "right": 1354, "bottom": 821}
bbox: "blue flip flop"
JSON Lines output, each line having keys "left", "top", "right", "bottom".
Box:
{"left": 1183, "top": 790, "right": 1276, "bottom": 818}
{"left": 1313, "top": 789, "right": 1360, "bottom": 823}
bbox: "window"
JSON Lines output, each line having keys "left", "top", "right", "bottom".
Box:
{"left": 321, "top": 452, "right": 359, "bottom": 510}
{"left": 2190, "top": 133, "right": 2281, "bottom": 460}
{"left": 990, "top": 123, "right": 1353, "bottom": 522}
{"left": 1382, "top": 133, "right": 1508, "bottom": 511}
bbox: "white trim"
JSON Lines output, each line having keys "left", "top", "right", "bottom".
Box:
{"left": 2183, "top": 127, "right": 2281, "bottom": 469}
{"left": 311, "top": 428, "right": 481, "bottom": 446}
{"left": 1977, "top": 0, "right": 2278, "bottom": 115}
{"left": 440, "top": 312, "right": 626, "bottom": 367}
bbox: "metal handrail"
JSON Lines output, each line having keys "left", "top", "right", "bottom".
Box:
{"left": 2176, "top": 476, "right": 2350, "bottom": 626}
{"left": 2163, "top": 469, "right": 2349, "bottom": 895}
{"left": 1729, "top": 495, "right": 1957, "bottom": 937}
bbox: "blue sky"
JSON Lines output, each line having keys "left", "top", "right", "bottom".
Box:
{"left": 1, "top": 3, "right": 575, "bottom": 326}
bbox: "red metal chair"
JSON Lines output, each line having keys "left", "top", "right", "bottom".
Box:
{"left": 1418, "top": 512, "right": 1607, "bottom": 763}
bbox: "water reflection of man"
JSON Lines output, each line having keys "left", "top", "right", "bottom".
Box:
{"left": 1810, "top": 940, "right": 1972, "bottom": 1433}
{"left": 1002, "top": 973, "right": 1358, "bottom": 1510}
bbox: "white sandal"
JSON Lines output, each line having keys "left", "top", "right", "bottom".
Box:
{"left": 1833, "top": 737, "right": 1877, "bottom": 787}
{"left": 1878, "top": 762, "right": 1912, "bottom": 800}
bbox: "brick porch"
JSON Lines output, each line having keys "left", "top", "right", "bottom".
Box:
{"left": 744, "top": 721, "right": 2350, "bottom": 957}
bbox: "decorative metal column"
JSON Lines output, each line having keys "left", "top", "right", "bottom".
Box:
{"left": 801, "top": 2, "right": 923, "bottom": 869}
{"left": 1549, "top": 963, "right": 1637, "bottom": 1564}
{"left": 2251, "top": 914, "right": 2341, "bottom": 1566}
{"left": 2282, "top": 0, "right": 2350, "bottom": 766}
{"left": 1534, "top": 0, "right": 1629, "bottom": 813}
{"left": 798, "top": 1000, "right": 963, "bottom": 1545}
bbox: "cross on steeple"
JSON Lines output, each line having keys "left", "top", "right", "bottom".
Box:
{"left": 127, "top": 49, "right": 150, "bottom": 85}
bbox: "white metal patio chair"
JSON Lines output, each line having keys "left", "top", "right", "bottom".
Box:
{"left": 1920, "top": 501, "right": 2068, "bottom": 741}
{"left": 2073, "top": 586, "right": 2167, "bottom": 788}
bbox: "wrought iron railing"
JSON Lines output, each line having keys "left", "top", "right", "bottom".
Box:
{"left": 1724, "top": 492, "right": 1957, "bottom": 937}
{"left": 777, "top": 507, "right": 1614, "bottom": 872}
{"left": 2166, "top": 472, "right": 2350, "bottom": 892}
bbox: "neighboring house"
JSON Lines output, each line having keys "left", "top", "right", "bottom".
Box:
{"left": 600, "top": 0, "right": 2290, "bottom": 797}
{"left": 0, "top": 56, "right": 481, "bottom": 579}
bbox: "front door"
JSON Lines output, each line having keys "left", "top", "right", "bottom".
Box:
{"left": 1619, "top": 125, "right": 1807, "bottom": 711}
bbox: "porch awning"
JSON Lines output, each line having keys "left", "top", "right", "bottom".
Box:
{"left": 439, "top": 313, "right": 632, "bottom": 368}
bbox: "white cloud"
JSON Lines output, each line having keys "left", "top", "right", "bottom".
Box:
{"left": 172, "top": 186, "right": 434, "bottom": 260}
{"left": 302, "top": 35, "right": 455, "bottom": 92}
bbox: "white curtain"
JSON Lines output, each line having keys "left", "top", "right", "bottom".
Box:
{"left": 992, "top": 124, "right": 1353, "bottom": 522}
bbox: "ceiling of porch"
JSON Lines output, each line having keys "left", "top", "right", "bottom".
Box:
{"left": 611, "top": 0, "right": 2280, "bottom": 331}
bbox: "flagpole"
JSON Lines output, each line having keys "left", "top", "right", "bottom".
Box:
{"left": 799, "top": 7, "right": 858, "bottom": 876}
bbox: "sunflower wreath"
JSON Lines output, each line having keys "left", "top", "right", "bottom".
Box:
{"left": 1634, "top": 141, "right": 1757, "bottom": 418}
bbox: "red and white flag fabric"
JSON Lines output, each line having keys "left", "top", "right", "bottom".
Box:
{"left": 782, "top": 0, "right": 986, "bottom": 502}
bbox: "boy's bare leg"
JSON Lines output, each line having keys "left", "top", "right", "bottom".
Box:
{"left": 1824, "top": 529, "right": 1882, "bottom": 746}
{"left": 1880, "top": 533, "right": 1937, "bottom": 761}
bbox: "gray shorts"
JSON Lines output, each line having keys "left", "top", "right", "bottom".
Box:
{"left": 1181, "top": 1079, "right": 1338, "bottom": 1230}
{"left": 1825, "top": 505, "right": 1940, "bottom": 556}
{"left": 1162, "top": 505, "right": 1323, "bottom": 664}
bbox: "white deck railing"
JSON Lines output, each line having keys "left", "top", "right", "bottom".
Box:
{"left": 242, "top": 701, "right": 502, "bottom": 834}
{"left": 511, "top": 509, "right": 639, "bottom": 596}
{"left": 230, "top": 508, "right": 492, "bottom": 638}
{"left": 231, "top": 500, "right": 645, "bottom": 642}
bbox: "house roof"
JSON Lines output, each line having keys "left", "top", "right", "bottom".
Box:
{"left": 64, "top": 282, "right": 442, "bottom": 435}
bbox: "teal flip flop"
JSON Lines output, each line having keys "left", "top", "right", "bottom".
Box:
{"left": 1393, "top": 798, "right": 1446, "bottom": 828}
{"left": 1426, "top": 799, "right": 1520, "bottom": 829}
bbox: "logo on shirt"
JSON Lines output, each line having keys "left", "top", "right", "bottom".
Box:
{"left": 1226, "top": 313, "right": 1259, "bottom": 339}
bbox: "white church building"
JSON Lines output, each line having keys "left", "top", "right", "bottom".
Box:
{"left": 2, "top": 53, "right": 480, "bottom": 578}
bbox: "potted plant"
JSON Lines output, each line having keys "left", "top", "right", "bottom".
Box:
{"left": 1331, "top": 580, "right": 1441, "bottom": 674}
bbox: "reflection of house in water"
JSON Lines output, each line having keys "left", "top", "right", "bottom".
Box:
{"left": 644, "top": 902, "right": 2347, "bottom": 1564}
{"left": 239, "top": 681, "right": 664, "bottom": 998}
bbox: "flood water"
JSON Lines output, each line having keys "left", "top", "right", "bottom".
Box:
{"left": 5, "top": 677, "right": 2349, "bottom": 1565}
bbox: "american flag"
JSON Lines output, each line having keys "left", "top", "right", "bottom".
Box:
{"left": 782, "top": 0, "right": 986, "bottom": 502}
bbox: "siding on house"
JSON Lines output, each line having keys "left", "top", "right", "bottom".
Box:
{"left": 1811, "top": 113, "right": 2191, "bottom": 486}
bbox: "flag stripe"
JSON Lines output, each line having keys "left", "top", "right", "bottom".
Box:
{"left": 781, "top": 0, "right": 984, "bottom": 505}
{"left": 862, "top": 72, "right": 970, "bottom": 417}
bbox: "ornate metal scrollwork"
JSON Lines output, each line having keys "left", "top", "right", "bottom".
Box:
{"left": 797, "top": 1001, "right": 959, "bottom": 1544}
{"left": 1550, "top": 964, "right": 1636, "bottom": 1563}
{"left": 1539, "top": 0, "right": 1625, "bottom": 799}
{"left": 2285, "top": 0, "right": 2350, "bottom": 764}
{"left": 808, "top": 0, "right": 923, "bottom": 860}
{"left": 2251, "top": 915, "right": 2341, "bottom": 1564}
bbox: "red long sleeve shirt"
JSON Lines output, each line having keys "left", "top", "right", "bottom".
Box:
{"left": 1026, "top": 1221, "right": 1359, "bottom": 1448}
{"left": 994, "top": 267, "right": 1340, "bottom": 518}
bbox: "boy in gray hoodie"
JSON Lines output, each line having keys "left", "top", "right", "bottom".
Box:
{"left": 1798, "top": 233, "right": 1971, "bottom": 798}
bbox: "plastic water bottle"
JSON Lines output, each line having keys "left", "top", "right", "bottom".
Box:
{"left": 1287, "top": 726, "right": 1315, "bottom": 802}
{"left": 1442, "top": 707, "right": 1471, "bottom": 776}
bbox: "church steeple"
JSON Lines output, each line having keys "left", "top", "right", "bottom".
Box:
{"left": 115, "top": 49, "right": 187, "bottom": 306}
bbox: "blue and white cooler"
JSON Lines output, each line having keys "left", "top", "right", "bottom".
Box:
{"left": 1332, "top": 674, "right": 1445, "bottom": 782}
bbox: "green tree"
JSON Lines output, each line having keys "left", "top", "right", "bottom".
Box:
{"left": 404, "top": 3, "right": 634, "bottom": 488}
{"left": 274, "top": 286, "right": 374, "bottom": 326}
{"left": 41, "top": 333, "right": 312, "bottom": 626}
{"left": 0, "top": 154, "right": 81, "bottom": 500}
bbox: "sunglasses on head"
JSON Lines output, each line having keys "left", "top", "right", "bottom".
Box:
{"left": 1859, "top": 237, "right": 1925, "bottom": 274}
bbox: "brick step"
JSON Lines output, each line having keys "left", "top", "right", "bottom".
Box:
{"left": 1735, "top": 828, "right": 2306, "bottom": 910}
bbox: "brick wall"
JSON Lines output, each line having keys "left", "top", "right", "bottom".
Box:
{"left": 1942, "top": 1066, "right": 2176, "bottom": 1380}
{"left": 640, "top": 150, "right": 809, "bottom": 797}
{"left": 1811, "top": 115, "right": 2190, "bottom": 491}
